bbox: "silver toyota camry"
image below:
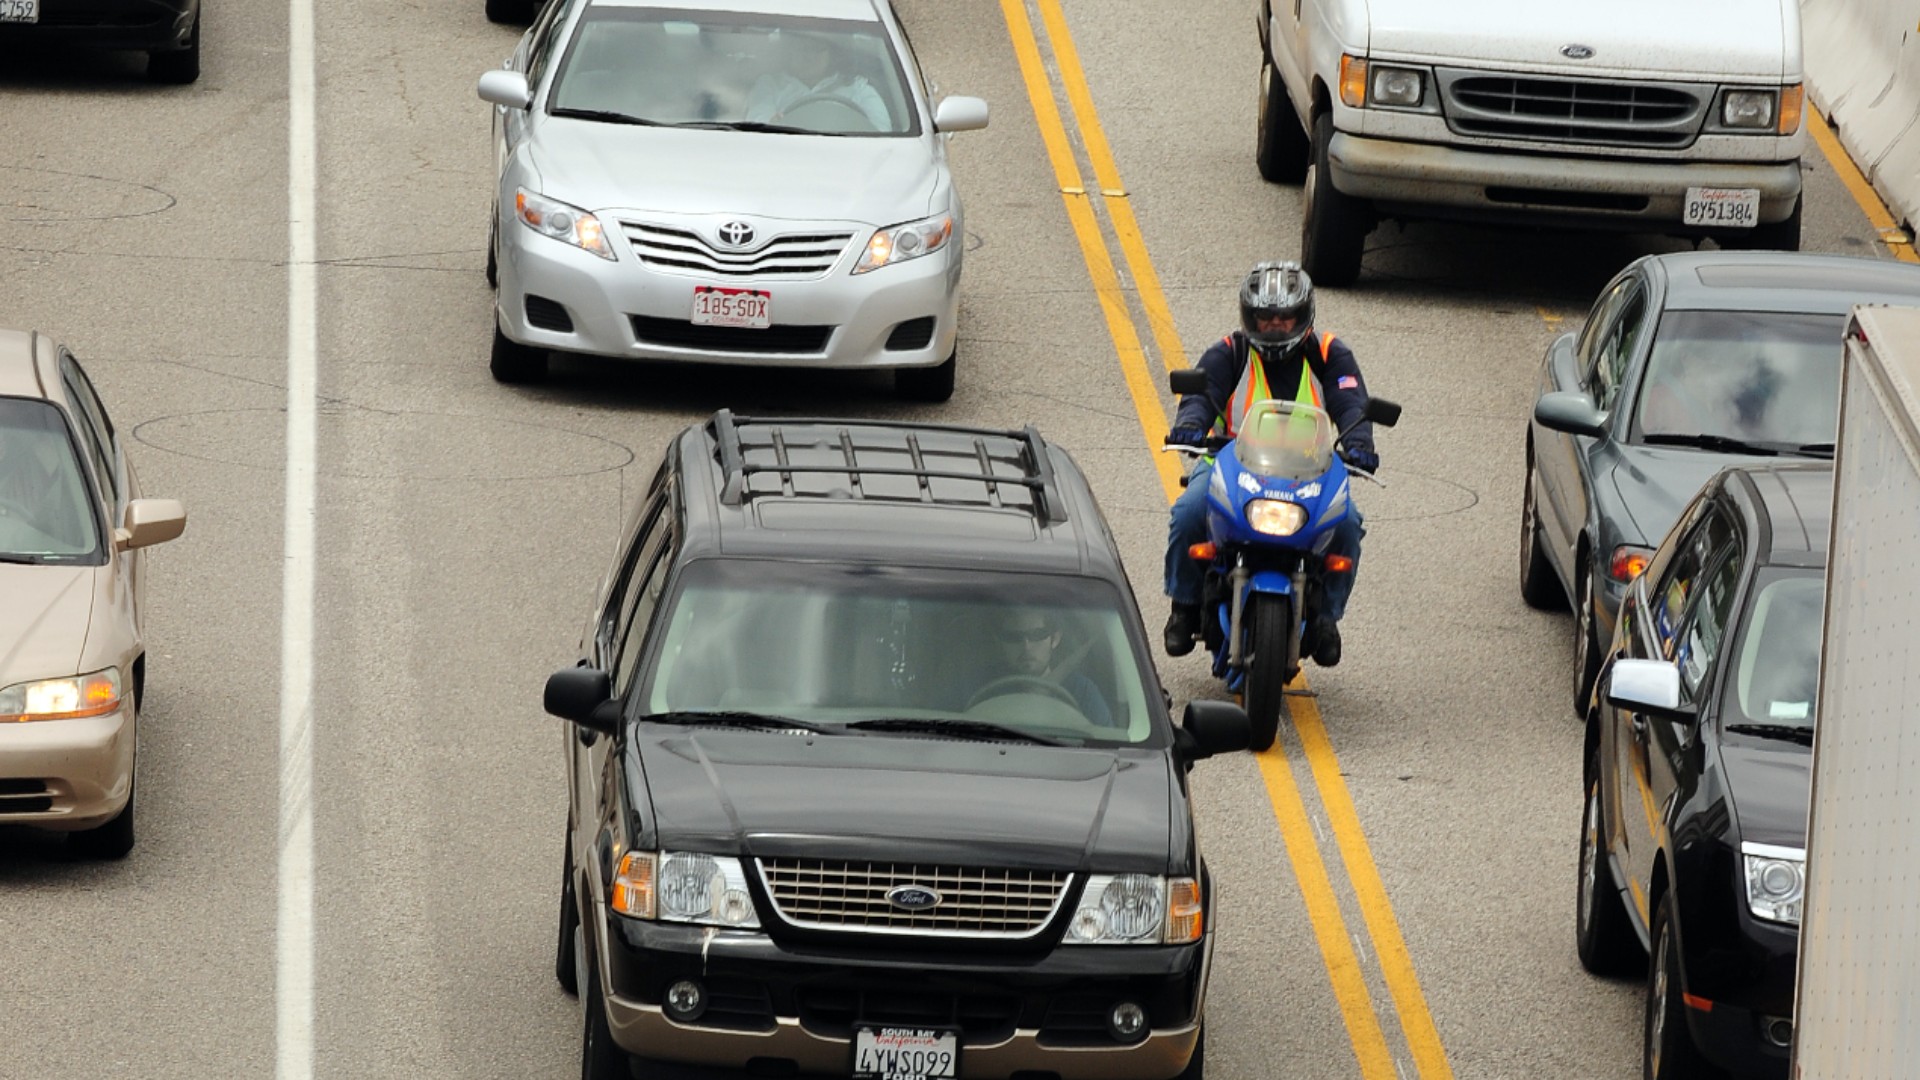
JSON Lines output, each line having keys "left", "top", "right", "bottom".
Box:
{"left": 477, "top": 0, "right": 988, "bottom": 401}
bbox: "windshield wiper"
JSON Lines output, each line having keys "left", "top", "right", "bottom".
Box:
{"left": 640, "top": 710, "right": 844, "bottom": 735}
{"left": 550, "top": 107, "right": 663, "bottom": 126}
{"left": 1725, "top": 722, "right": 1814, "bottom": 745}
{"left": 1641, "top": 433, "right": 1780, "bottom": 455}
{"left": 844, "top": 717, "right": 1067, "bottom": 746}
{"left": 670, "top": 120, "right": 842, "bottom": 136}
{"left": 0, "top": 553, "right": 51, "bottom": 565}
{"left": 1791, "top": 442, "right": 1835, "bottom": 458}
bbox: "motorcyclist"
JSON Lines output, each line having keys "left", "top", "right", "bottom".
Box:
{"left": 1162, "top": 260, "right": 1377, "bottom": 665}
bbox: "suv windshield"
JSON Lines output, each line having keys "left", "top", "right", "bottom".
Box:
{"left": 0, "top": 398, "right": 100, "bottom": 563}
{"left": 1633, "top": 311, "right": 1842, "bottom": 449}
{"left": 550, "top": 9, "right": 917, "bottom": 137}
{"left": 1725, "top": 570, "right": 1822, "bottom": 733}
{"left": 641, "top": 561, "right": 1159, "bottom": 745}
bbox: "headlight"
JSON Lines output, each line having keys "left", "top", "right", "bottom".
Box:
{"left": 1369, "top": 65, "right": 1424, "bottom": 108}
{"left": 1741, "top": 843, "right": 1805, "bottom": 925}
{"left": 0, "top": 668, "right": 123, "bottom": 723}
{"left": 853, "top": 214, "right": 952, "bottom": 273}
{"left": 515, "top": 188, "right": 614, "bottom": 260}
{"left": 1721, "top": 89, "right": 1776, "bottom": 130}
{"left": 1246, "top": 498, "right": 1308, "bottom": 537}
{"left": 611, "top": 850, "right": 760, "bottom": 928}
{"left": 1062, "top": 874, "right": 1202, "bottom": 945}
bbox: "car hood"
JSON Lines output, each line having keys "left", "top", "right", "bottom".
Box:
{"left": 1607, "top": 445, "right": 1750, "bottom": 546}
{"left": 0, "top": 563, "right": 94, "bottom": 686}
{"left": 1718, "top": 737, "right": 1810, "bottom": 849}
{"left": 633, "top": 729, "right": 1175, "bottom": 872}
{"left": 1364, "top": 0, "right": 1791, "bottom": 80}
{"left": 526, "top": 122, "right": 939, "bottom": 226}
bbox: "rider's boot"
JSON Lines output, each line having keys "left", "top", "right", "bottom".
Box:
{"left": 1164, "top": 603, "right": 1200, "bottom": 657}
{"left": 1311, "top": 617, "right": 1342, "bottom": 667}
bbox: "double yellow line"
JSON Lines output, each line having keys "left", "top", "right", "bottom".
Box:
{"left": 995, "top": 2, "right": 1453, "bottom": 1077}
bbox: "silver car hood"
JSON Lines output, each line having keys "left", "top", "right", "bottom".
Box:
{"left": 527, "top": 122, "right": 940, "bottom": 227}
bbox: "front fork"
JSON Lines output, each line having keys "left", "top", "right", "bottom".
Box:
{"left": 1223, "top": 553, "right": 1309, "bottom": 675}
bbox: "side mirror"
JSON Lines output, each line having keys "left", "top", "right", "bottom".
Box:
{"left": 932, "top": 95, "right": 989, "bottom": 133}
{"left": 544, "top": 666, "right": 622, "bottom": 735}
{"left": 1176, "top": 699, "right": 1253, "bottom": 762}
{"left": 1534, "top": 391, "right": 1608, "bottom": 438}
{"left": 1363, "top": 396, "right": 1402, "bottom": 428}
{"left": 1605, "top": 658, "right": 1690, "bottom": 719}
{"left": 478, "top": 69, "right": 533, "bottom": 110}
{"left": 115, "top": 498, "right": 186, "bottom": 551}
{"left": 1169, "top": 369, "right": 1208, "bottom": 396}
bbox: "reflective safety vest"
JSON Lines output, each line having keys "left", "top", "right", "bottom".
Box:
{"left": 1219, "top": 332, "right": 1337, "bottom": 438}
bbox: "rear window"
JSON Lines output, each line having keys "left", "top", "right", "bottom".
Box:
{"left": 0, "top": 397, "right": 102, "bottom": 563}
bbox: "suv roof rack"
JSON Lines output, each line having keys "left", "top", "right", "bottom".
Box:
{"left": 708, "top": 410, "right": 1068, "bottom": 526}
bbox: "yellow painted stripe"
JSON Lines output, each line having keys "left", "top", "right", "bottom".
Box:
{"left": 1031, "top": 0, "right": 1191, "bottom": 377}
{"left": 995, "top": 0, "right": 1183, "bottom": 503}
{"left": 1291, "top": 689, "right": 1456, "bottom": 1080}
{"left": 1807, "top": 106, "right": 1919, "bottom": 263}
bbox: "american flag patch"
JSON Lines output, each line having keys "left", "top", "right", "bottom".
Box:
{"left": 1337, "top": 375, "right": 1359, "bottom": 389}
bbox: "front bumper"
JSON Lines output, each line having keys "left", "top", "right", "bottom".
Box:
{"left": 0, "top": 704, "right": 135, "bottom": 830}
{"left": 1679, "top": 895, "right": 1797, "bottom": 1078}
{"left": 496, "top": 214, "right": 960, "bottom": 372}
{"left": 1327, "top": 132, "right": 1803, "bottom": 231}
{"left": 0, "top": 0, "right": 195, "bottom": 51}
{"left": 595, "top": 914, "right": 1208, "bottom": 1080}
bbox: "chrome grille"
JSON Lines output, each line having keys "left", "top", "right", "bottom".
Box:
{"left": 756, "top": 858, "right": 1072, "bottom": 938}
{"left": 1438, "top": 69, "right": 1706, "bottom": 148}
{"left": 621, "top": 221, "right": 855, "bottom": 279}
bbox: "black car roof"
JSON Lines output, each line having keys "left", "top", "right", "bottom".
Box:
{"left": 1724, "top": 462, "right": 1832, "bottom": 568}
{"left": 1644, "top": 251, "right": 1920, "bottom": 314}
{"left": 671, "top": 411, "right": 1129, "bottom": 579}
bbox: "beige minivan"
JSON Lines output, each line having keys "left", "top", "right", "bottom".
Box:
{"left": 0, "top": 329, "right": 184, "bottom": 858}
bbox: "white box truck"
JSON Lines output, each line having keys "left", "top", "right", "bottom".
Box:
{"left": 1791, "top": 304, "right": 1920, "bottom": 1078}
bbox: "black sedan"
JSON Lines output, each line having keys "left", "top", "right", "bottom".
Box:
{"left": 0, "top": 0, "right": 200, "bottom": 83}
{"left": 1576, "top": 462, "right": 1827, "bottom": 1080}
{"left": 1519, "top": 251, "right": 1920, "bottom": 712}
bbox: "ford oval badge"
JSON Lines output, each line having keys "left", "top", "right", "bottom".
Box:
{"left": 1560, "top": 44, "right": 1595, "bottom": 60}
{"left": 887, "top": 885, "right": 942, "bottom": 911}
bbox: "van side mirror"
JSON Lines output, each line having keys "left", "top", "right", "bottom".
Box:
{"left": 1176, "top": 700, "right": 1253, "bottom": 763}
{"left": 544, "top": 666, "right": 622, "bottom": 735}
{"left": 1169, "top": 369, "right": 1208, "bottom": 396}
{"left": 478, "top": 69, "right": 533, "bottom": 110}
{"left": 1363, "top": 396, "right": 1401, "bottom": 427}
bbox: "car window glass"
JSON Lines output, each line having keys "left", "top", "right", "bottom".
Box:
{"left": 1730, "top": 573, "right": 1823, "bottom": 729}
{"left": 0, "top": 398, "right": 103, "bottom": 561}
{"left": 1632, "top": 310, "right": 1844, "bottom": 447}
{"left": 525, "top": 0, "right": 573, "bottom": 86}
{"left": 1675, "top": 551, "right": 1739, "bottom": 699}
{"left": 1650, "top": 510, "right": 1734, "bottom": 657}
{"left": 599, "top": 493, "right": 666, "bottom": 652}
{"left": 57, "top": 357, "right": 117, "bottom": 503}
{"left": 612, "top": 545, "right": 672, "bottom": 696}
{"left": 1591, "top": 285, "right": 1647, "bottom": 412}
{"left": 549, "top": 10, "right": 919, "bottom": 136}
{"left": 1577, "top": 278, "right": 1630, "bottom": 380}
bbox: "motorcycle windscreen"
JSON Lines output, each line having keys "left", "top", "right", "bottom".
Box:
{"left": 1233, "top": 400, "right": 1336, "bottom": 481}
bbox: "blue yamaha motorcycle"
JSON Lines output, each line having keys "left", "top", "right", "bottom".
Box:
{"left": 1165, "top": 370, "right": 1401, "bottom": 749}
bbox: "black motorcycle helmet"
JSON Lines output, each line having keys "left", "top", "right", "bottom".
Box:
{"left": 1239, "top": 261, "right": 1314, "bottom": 361}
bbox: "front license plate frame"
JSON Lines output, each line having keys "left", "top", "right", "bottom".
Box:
{"left": 1683, "top": 186, "right": 1761, "bottom": 229}
{"left": 851, "top": 1025, "right": 960, "bottom": 1080}
{"left": 0, "top": 0, "right": 40, "bottom": 24}
{"left": 690, "top": 286, "right": 771, "bottom": 330}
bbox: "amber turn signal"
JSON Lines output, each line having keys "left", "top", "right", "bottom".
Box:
{"left": 1188, "top": 542, "right": 1217, "bottom": 561}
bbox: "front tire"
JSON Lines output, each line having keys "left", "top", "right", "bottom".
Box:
{"left": 1645, "top": 894, "right": 1726, "bottom": 1080}
{"left": 1301, "top": 112, "right": 1369, "bottom": 287}
{"left": 581, "top": 951, "right": 633, "bottom": 1080}
{"left": 1576, "top": 746, "right": 1642, "bottom": 975}
{"left": 895, "top": 349, "right": 956, "bottom": 403}
{"left": 491, "top": 323, "right": 549, "bottom": 384}
{"left": 1255, "top": 57, "right": 1309, "bottom": 184}
{"left": 146, "top": 9, "right": 201, "bottom": 85}
{"left": 555, "top": 833, "right": 580, "bottom": 995}
{"left": 1520, "top": 445, "right": 1564, "bottom": 611}
{"left": 1574, "top": 562, "right": 1603, "bottom": 715}
{"left": 1243, "top": 593, "right": 1293, "bottom": 752}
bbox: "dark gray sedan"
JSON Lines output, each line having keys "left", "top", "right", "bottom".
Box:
{"left": 1519, "top": 251, "right": 1920, "bottom": 713}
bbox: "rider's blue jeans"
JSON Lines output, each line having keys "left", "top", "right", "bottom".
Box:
{"left": 1164, "top": 460, "right": 1365, "bottom": 621}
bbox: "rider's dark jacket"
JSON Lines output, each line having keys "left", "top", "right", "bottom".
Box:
{"left": 1172, "top": 330, "right": 1375, "bottom": 456}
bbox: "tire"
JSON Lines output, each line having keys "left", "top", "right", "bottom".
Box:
{"left": 1645, "top": 894, "right": 1727, "bottom": 1080}
{"left": 556, "top": 833, "right": 580, "bottom": 996}
{"left": 581, "top": 949, "right": 633, "bottom": 1080}
{"left": 1520, "top": 445, "right": 1564, "bottom": 611}
{"left": 1255, "top": 57, "right": 1309, "bottom": 184}
{"left": 486, "top": 0, "right": 538, "bottom": 25}
{"left": 70, "top": 771, "right": 135, "bottom": 860}
{"left": 486, "top": 215, "right": 499, "bottom": 290}
{"left": 1301, "top": 112, "right": 1369, "bottom": 287}
{"left": 1574, "top": 562, "right": 1603, "bottom": 716}
{"left": 1577, "top": 746, "right": 1642, "bottom": 975}
{"left": 1171, "top": 1025, "right": 1206, "bottom": 1080}
{"left": 895, "top": 349, "right": 956, "bottom": 403}
{"left": 1243, "top": 593, "right": 1293, "bottom": 753}
{"left": 1719, "top": 196, "right": 1802, "bottom": 252}
{"left": 491, "top": 323, "right": 549, "bottom": 384}
{"left": 146, "top": 9, "right": 201, "bottom": 86}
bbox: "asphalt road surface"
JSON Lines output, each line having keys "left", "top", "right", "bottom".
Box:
{"left": 0, "top": 1, "right": 1904, "bottom": 1078}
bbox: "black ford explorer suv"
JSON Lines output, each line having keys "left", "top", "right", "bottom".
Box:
{"left": 543, "top": 412, "right": 1251, "bottom": 1080}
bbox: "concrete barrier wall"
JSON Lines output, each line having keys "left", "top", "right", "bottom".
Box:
{"left": 1803, "top": 0, "right": 1920, "bottom": 231}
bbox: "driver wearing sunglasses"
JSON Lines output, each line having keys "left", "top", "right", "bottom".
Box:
{"left": 989, "top": 610, "right": 1114, "bottom": 729}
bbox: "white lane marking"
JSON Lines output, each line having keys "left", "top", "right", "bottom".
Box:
{"left": 278, "top": 0, "right": 318, "bottom": 1072}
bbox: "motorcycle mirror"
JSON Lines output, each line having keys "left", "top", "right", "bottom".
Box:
{"left": 1169, "top": 369, "right": 1208, "bottom": 396}
{"left": 1363, "top": 397, "right": 1402, "bottom": 428}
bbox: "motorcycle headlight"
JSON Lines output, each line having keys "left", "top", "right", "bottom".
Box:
{"left": 1062, "top": 874, "right": 1202, "bottom": 945}
{"left": 1246, "top": 498, "right": 1307, "bottom": 537}
{"left": 853, "top": 213, "right": 953, "bottom": 273}
{"left": 1741, "top": 842, "right": 1805, "bottom": 926}
{"left": 0, "top": 668, "right": 124, "bottom": 723}
{"left": 610, "top": 850, "right": 760, "bottom": 928}
{"left": 515, "top": 188, "right": 614, "bottom": 260}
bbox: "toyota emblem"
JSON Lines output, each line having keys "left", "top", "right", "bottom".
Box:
{"left": 717, "top": 221, "right": 756, "bottom": 248}
{"left": 1560, "top": 44, "right": 1595, "bottom": 60}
